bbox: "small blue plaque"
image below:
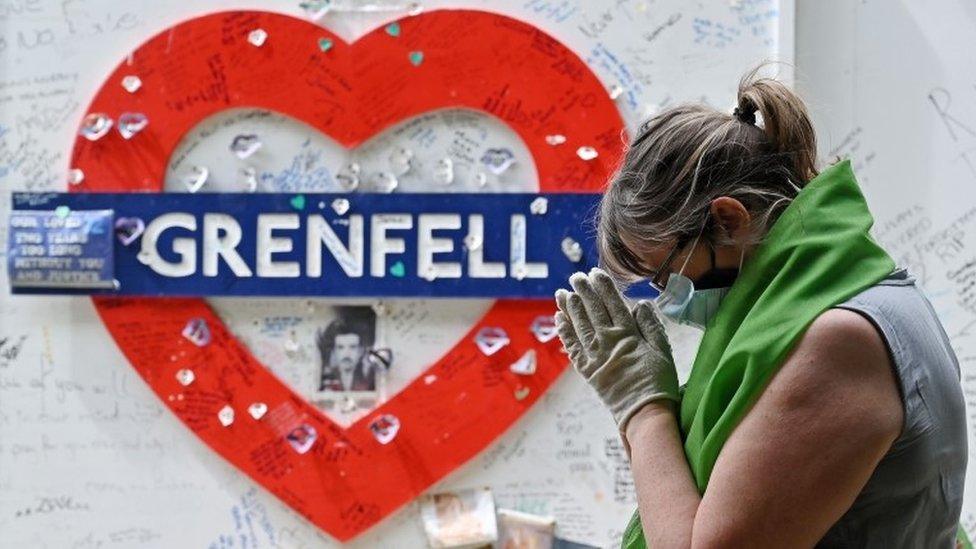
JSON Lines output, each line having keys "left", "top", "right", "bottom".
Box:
{"left": 7, "top": 209, "right": 115, "bottom": 290}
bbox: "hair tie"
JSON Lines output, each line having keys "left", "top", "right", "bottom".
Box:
{"left": 733, "top": 105, "right": 757, "bottom": 125}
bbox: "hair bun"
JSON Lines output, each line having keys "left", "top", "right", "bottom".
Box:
{"left": 732, "top": 104, "right": 757, "bottom": 125}
{"left": 735, "top": 62, "right": 818, "bottom": 182}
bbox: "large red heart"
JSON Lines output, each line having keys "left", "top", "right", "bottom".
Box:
{"left": 70, "top": 9, "right": 624, "bottom": 541}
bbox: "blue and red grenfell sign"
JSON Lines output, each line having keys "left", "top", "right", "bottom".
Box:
{"left": 4, "top": 8, "right": 645, "bottom": 542}
{"left": 9, "top": 191, "right": 609, "bottom": 298}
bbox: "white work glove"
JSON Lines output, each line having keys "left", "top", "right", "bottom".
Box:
{"left": 554, "top": 268, "right": 680, "bottom": 440}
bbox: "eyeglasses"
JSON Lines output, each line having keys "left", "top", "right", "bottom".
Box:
{"left": 648, "top": 235, "right": 692, "bottom": 293}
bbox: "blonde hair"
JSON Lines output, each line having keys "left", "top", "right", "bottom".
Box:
{"left": 597, "top": 61, "right": 819, "bottom": 284}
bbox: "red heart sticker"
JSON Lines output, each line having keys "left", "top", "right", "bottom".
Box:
{"left": 70, "top": 9, "right": 624, "bottom": 540}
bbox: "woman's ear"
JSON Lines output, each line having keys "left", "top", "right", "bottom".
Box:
{"left": 709, "top": 196, "right": 751, "bottom": 240}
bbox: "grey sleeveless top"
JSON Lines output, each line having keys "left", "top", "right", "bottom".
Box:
{"left": 816, "top": 267, "right": 968, "bottom": 548}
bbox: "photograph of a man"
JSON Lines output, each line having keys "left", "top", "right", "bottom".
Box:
{"left": 316, "top": 309, "right": 376, "bottom": 392}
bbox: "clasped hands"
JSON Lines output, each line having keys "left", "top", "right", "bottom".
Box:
{"left": 554, "top": 268, "right": 681, "bottom": 440}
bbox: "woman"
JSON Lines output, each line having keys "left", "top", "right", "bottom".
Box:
{"left": 554, "top": 63, "right": 968, "bottom": 548}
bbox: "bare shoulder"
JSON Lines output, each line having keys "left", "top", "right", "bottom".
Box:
{"left": 776, "top": 308, "right": 905, "bottom": 442}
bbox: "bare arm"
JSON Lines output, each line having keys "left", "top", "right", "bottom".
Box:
{"left": 624, "top": 308, "right": 905, "bottom": 548}
{"left": 625, "top": 399, "right": 700, "bottom": 547}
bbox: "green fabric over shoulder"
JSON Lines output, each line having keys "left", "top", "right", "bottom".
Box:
{"left": 959, "top": 524, "right": 974, "bottom": 549}
{"left": 622, "top": 159, "right": 911, "bottom": 547}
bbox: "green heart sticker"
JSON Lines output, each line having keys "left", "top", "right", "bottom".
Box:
{"left": 389, "top": 261, "right": 405, "bottom": 277}
{"left": 290, "top": 194, "right": 306, "bottom": 210}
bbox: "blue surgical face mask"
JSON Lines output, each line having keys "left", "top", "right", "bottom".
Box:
{"left": 656, "top": 277, "right": 734, "bottom": 330}
{"left": 654, "top": 224, "right": 744, "bottom": 331}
